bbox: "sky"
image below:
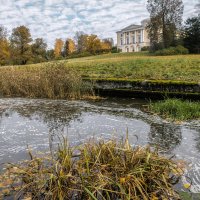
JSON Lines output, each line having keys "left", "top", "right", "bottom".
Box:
{"left": 0, "top": 0, "right": 199, "bottom": 48}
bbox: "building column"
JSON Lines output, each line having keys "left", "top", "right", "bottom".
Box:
{"left": 142, "top": 29, "right": 144, "bottom": 43}
{"left": 135, "top": 31, "right": 137, "bottom": 43}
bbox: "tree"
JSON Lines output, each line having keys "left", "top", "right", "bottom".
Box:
{"left": 63, "top": 38, "right": 76, "bottom": 57}
{"left": 147, "top": 0, "right": 184, "bottom": 50}
{"left": 0, "top": 25, "right": 10, "bottom": 65}
{"left": 183, "top": 15, "right": 200, "bottom": 53}
{"left": 101, "top": 39, "right": 112, "bottom": 52}
{"left": 74, "top": 32, "right": 88, "bottom": 53}
{"left": 86, "top": 35, "right": 101, "bottom": 54}
{"left": 10, "top": 25, "right": 32, "bottom": 65}
{"left": 54, "top": 38, "right": 64, "bottom": 58}
{"left": 46, "top": 49, "right": 55, "bottom": 60}
{"left": 31, "top": 38, "right": 47, "bottom": 63}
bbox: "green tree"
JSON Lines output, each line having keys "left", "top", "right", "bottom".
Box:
{"left": 46, "top": 49, "right": 55, "bottom": 60}
{"left": 183, "top": 15, "right": 200, "bottom": 53}
{"left": 10, "top": 25, "right": 32, "bottom": 65}
{"left": 31, "top": 38, "right": 47, "bottom": 63}
{"left": 147, "top": 0, "right": 184, "bottom": 51}
{"left": 0, "top": 25, "right": 10, "bottom": 65}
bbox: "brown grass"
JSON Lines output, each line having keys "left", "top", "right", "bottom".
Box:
{"left": 0, "top": 62, "right": 93, "bottom": 99}
{"left": 0, "top": 136, "right": 185, "bottom": 200}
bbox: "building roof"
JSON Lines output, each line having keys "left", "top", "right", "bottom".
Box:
{"left": 116, "top": 19, "right": 150, "bottom": 33}
{"left": 121, "top": 24, "right": 142, "bottom": 31}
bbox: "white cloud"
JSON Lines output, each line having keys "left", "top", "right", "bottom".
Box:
{"left": 0, "top": 0, "right": 198, "bottom": 48}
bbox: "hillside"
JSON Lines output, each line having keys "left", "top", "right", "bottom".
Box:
{"left": 1, "top": 52, "right": 200, "bottom": 82}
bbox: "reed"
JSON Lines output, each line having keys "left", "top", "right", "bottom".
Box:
{"left": 0, "top": 136, "right": 184, "bottom": 200}
{"left": 0, "top": 62, "right": 93, "bottom": 99}
{"left": 150, "top": 98, "right": 200, "bottom": 121}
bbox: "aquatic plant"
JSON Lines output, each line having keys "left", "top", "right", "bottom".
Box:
{"left": 0, "top": 136, "right": 184, "bottom": 200}
{"left": 150, "top": 98, "right": 200, "bottom": 121}
{"left": 0, "top": 62, "right": 93, "bottom": 99}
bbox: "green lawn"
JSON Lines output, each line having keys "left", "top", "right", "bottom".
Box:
{"left": 64, "top": 52, "right": 200, "bottom": 82}
{"left": 2, "top": 52, "right": 200, "bottom": 82}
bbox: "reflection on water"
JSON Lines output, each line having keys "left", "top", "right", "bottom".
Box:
{"left": 0, "top": 98, "right": 200, "bottom": 192}
{"left": 149, "top": 123, "right": 182, "bottom": 153}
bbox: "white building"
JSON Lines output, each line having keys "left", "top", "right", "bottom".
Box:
{"left": 117, "top": 19, "right": 150, "bottom": 52}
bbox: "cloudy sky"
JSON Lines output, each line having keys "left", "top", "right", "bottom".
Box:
{"left": 0, "top": 0, "right": 199, "bottom": 47}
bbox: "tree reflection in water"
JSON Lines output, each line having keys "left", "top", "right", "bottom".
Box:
{"left": 149, "top": 123, "right": 182, "bottom": 153}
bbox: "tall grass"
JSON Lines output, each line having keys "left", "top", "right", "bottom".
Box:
{"left": 0, "top": 63, "right": 93, "bottom": 99}
{"left": 150, "top": 99, "right": 200, "bottom": 121}
{"left": 0, "top": 136, "right": 184, "bottom": 199}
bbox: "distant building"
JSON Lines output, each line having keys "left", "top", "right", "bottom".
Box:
{"left": 116, "top": 19, "right": 150, "bottom": 52}
{"left": 102, "top": 38, "right": 114, "bottom": 47}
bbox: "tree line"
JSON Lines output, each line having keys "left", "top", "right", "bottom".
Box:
{"left": 0, "top": 26, "right": 113, "bottom": 66}
{"left": 146, "top": 0, "right": 200, "bottom": 54}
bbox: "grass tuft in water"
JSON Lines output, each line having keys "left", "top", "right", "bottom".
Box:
{"left": 150, "top": 98, "right": 200, "bottom": 121}
{"left": 0, "top": 136, "right": 184, "bottom": 199}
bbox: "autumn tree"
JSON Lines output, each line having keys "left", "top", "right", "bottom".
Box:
{"left": 63, "top": 38, "right": 76, "bottom": 57}
{"left": 10, "top": 25, "right": 32, "bottom": 65}
{"left": 54, "top": 38, "right": 64, "bottom": 58}
{"left": 86, "top": 35, "right": 102, "bottom": 54}
{"left": 31, "top": 38, "right": 47, "bottom": 63}
{"left": 147, "top": 0, "right": 184, "bottom": 51}
{"left": 183, "top": 15, "right": 200, "bottom": 53}
{"left": 0, "top": 25, "right": 10, "bottom": 65}
{"left": 101, "top": 39, "right": 112, "bottom": 52}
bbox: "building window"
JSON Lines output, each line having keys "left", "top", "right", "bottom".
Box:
{"left": 138, "top": 35, "right": 142, "bottom": 43}
{"left": 127, "top": 32, "right": 129, "bottom": 36}
{"left": 127, "top": 37, "right": 129, "bottom": 44}
{"left": 133, "top": 36, "right": 135, "bottom": 43}
{"left": 121, "top": 33, "right": 123, "bottom": 37}
{"left": 121, "top": 39, "right": 123, "bottom": 45}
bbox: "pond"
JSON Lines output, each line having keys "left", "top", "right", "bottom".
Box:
{"left": 0, "top": 98, "right": 200, "bottom": 194}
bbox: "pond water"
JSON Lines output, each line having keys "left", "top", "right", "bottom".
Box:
{"left": 0, "top": 98, "right": 200, "bottom": 193}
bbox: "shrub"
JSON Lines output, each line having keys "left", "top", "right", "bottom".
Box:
{"left": 67, "top": 51, "right": 93, "bottom": 59}
{"left": 141, "top": 46, "right": 150, "bottom": 51}
{"left": 0, "top": 136, "right": 184, "bottom": 199}
{"left": 154, "top": 45, "right": 189, "bottom": 56}
{"left": 111, "top": 47, "right": 121, "bottom": 53}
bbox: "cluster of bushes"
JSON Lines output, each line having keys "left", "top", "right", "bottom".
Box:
{"left": 153, "top": 45, "right": 189, "bottom": 56}
{"left": 141, "top": 46, "right": 150, "bottom": 51}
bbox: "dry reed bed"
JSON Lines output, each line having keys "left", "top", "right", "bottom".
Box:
{"left": 0, "top": 63, "right": 92, "bottom": 99}
{"left": 0, "top": 137, "right": 185, "bottom": 200}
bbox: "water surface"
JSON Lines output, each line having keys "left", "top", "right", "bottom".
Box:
{"left": 0, "top": 98, "right": 199, "bottom": 192}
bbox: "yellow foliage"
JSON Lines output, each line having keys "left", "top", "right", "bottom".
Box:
{"left": 54, "top": 38, "right": 64, "bottom": 58}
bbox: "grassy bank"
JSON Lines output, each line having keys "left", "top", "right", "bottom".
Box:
{"left": 150, "top": 99, "right": 200, "bottom": 121}
{"left": 66, "top": 53, "right": 200, "bottom": 82}
{"left": 1, "top": 53, "right": 200, "bottom": 82}
{"left": 0, "top": 63, "right": 93, "bottom": 99}
{"left": 0, "top": 137, "right": 184, "bottom": 200}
